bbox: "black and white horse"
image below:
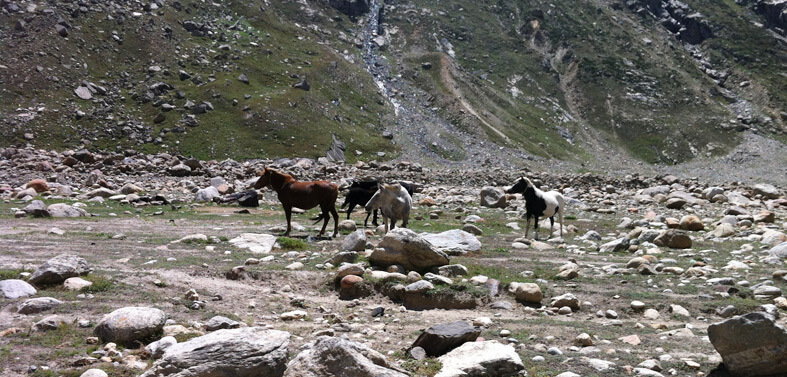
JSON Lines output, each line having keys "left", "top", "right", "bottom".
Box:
{"left": 506, "top": 177, "right": 565, "bottom": 240}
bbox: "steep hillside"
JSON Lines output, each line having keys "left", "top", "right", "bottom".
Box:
{"left": 0, "top": 0, "right": 784, "bottom": 166}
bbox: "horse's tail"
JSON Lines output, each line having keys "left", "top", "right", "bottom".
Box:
{"left": 311, "top": 213, "right": 327, "bottom": 224}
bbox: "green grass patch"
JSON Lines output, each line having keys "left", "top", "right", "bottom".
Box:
{"left": 276, "top": 237, "right": 308, "bottom": 250}
{"left": 80, "top": 275, "right": 115, "bottom": 293}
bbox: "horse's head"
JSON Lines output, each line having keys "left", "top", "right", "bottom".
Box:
{"left": 254, "top": 167, "right": 271, "bottom": 189}
{"left": 365, "top": 182, "right": 397, "bottom": 212}
{"left": 506, "top": 176, "right": 532, "bottom": 194}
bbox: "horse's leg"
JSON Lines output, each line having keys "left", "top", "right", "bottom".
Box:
{"left": 533, "top": 216, "right": 540, "bottom": 240}
{"left": 317, "top": 205, "right": 329, "bottom": 236}
{"left": 346, "top": 202, "right": 355, "bottom": 220}
{"left": 525, "top": 215, "right": 531, "bottom": 239}
{"left": 558, "top": 207, "right": 564, "bottom": 237}
{"left": 383, "top": 216, "right": 389, "bottom": 233}
{"left": 283, "top": 206, "right": 292, "bottom": 236}
{"left": 549, "top": 216, "right": 555, "bottom": 238}
{"left": 363, "top": 211, "right": 372, "bottom": 227}
{"left": 391, "top": 219, "right": 397, "bottom": 230}
{"left": 372, "top": 210, "right": 379, "bottom": 226}
{"left": 330, "top": 206, "right": 339, "bottom": 238}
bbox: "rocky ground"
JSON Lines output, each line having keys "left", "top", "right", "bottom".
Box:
{"left": 1, "top": 146, "right": 786, "bottom": 377}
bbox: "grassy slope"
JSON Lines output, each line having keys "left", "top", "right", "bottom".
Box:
{"left": 0, "top": 0, "right": 398, "bottom": 162}
{"left": 387, "top": 0, "right": 784, "bottom": 163}
{"left": 0, "top": 0, "right": 783, "bottom": 164}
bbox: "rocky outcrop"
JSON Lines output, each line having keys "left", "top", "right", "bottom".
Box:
{"left": 421, "top": 230, "right": 482, "bottom": 256}
{"left": 95, "top": 307, "right": 167, "bottom": 346}
{"left": 369, "top": 228, "right": 449, "bottom": 272}
{"left": 29, "top": 254, "right": 91, "bottom": 286}
{"left": 436, "top": 341, "right": 525, "bottom": 377}
{"left": 140, "top": 328, "right": 290, "bottom": 377}
{"left": 324, "top": 0, "right": 370, "bottom": 17}
{"left": 410, "top": 321, "right": 481, "bottom": 357}
{"left": 284, "top": 336, "right": 408, "bottom": 377}
{"left": 708, "top": 312, "right": 787, "bottom": 376}
{"left": 0, "top": 279, "right": 37, "bottom": 299}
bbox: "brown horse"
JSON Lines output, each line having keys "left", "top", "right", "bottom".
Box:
{"left": 254, "top": 167, "right": 339, "bottom": 237}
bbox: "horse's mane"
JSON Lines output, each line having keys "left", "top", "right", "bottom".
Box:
{"left": 381, "top": 182, "right": 401, "bottom": 191}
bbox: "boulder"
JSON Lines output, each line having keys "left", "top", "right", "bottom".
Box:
{"left": 17, "top": 297, "right": 63, "bottom": 314}
{"left": 195, "top": 186, "right": 220, "bottom": 202}
{"left": 284, "top": 336, "right": 408, "bottom": 377}
{"left": 600, "top": 237, "right": 629, "bottom": 253}
{"left": 507, "top": 282, "right": 542, "bottom": 304}
{"left": 679, "top": 215, "right": 704, "bottom": 231}
{"left": 95, "top": 307, "right": 167, "bottom": 346}
{"left": 63, "top": 277, "right": 92, "bottom": 291}
{"left": 480, "top": 187, "right": 507, "bottom": 208}
{"left": 33, "top": 315, "right": 66, "bottom": 332}
{"left": 410, "top": 321, "right": 481, "bottom": 357}
{"left": 653, "top": 229, "right": 692, "bottom": 249}
{"left": 550, "top": 293, "right": 580, "bottom": 311}
{"left": 421, "top": 230, "right": 482, "bottom": 256}
{"left": 711, "top": 223, "right": 736, "bottom": 238}
{"left": 23, "top": 200, "right": 50, "bottom": 217}
{"left": 708, "top": 312, "right": 787, "bottom": 377}
{"left": 338, "top": 220, "right": 357, "bottom": 232}
{"left": 168, "top": 164, "right": 192, "bottom": 177}
{"left": 436, "top": 341, "right": 524, "bottom": 377}
{"left": 140, "top": 328, "right": 290, "bottom": 377}
{"left": 29, "top": 254, "right": 90, "bottom": 285}
{"left": 146, "top": 336, "right": 177, "bottom": 359}
{"left": 770, "top": 242, "right": 787, "bottom": 260}
{"left": 47, "top": 203, "right": 89, "bottom": 217}
{"left": 229, "top": 233, "right": 277, "bottom": 254}
{"left": 369, "top": 228, "right": 449, "bottom": 272}
{"left": 205, "top": 316, "right": 241, "bottom": 331}
{"left": 0, "top": 279, "right": 37, "bottom": 299}
{"left": 342, "top": 230, "right": 367, "bottom": 251}
{"left": 237, "top": 191, "right": 259, "bottom": 207}
{"left": 753, "top": 184, "right": 780, "bottom": 199}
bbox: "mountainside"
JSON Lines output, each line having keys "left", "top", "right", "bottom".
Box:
{"left": 1, "top": 0, "right": 785, "bottom": 167}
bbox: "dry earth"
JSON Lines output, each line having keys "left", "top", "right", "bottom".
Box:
{"left": 1, "top": 172, "right": 786, "bottom": 377}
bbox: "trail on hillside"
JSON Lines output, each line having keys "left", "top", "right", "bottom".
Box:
{"left": 357, "top": 0, "right": 530, "bottom": 168}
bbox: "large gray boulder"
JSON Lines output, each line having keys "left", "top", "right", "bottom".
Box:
{"left": 410, "top": 321, "right": 481, "bottom": 357}
{"left": 480, "top": 187, "right": 507, "bottom": 208}
{"left": 753, "top": 183, "right": 780, "bottom": 199}
{"left": 17, "top": 297, "right": 63, "bottom": 314}
{"left": 0, "top": 279, "right": 37, "bottom": 299}
{"left": 342, "top": 230, "right": 367, "bottom": 252}
{"left": 194, "top": 186, "right": 220, "bottom": 202}
{"left": 140, "top": 327, "right": 290, "bottom": 377}
{"left": 229, "top": 233, "right": 277, "bottom": 254}
{"left": 284, "top": 336, "right": 408, "bottom": 377}
{"left": 23, "top": 200, "right": 50, "bottom": 217}
{"left": 436, "top": 341, "right": 525, "bottom": 377}
{"left": 29, "top": 254, "right": 91, "bottom": 285}
{"left": 770, "top": 242, "right": 787, "bottom": 260}
{"left": 95, "top": 307, "right": 167, "bottom": 346}
{"left": 369, "top": 228, "right": 449, "bottom": 272}
{"left": 708, "top": 312, "right": 787, "bottom": 377}
{"left": 421, "top": 230, "right": 482, "bottom": 256}
{"left": 47, "top": 203, "right": 89, "bottom": 217}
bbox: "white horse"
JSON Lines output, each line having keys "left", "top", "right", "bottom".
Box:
{"left": 506, "top": 177, "right": 565, "bottom": 240}
{"left": 365, "top": 182, "right": 412, "bottom": 233}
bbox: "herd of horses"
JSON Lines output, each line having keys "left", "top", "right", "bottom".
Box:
{"left": 254, "top": 167, "right": 565, "bottom": 240}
